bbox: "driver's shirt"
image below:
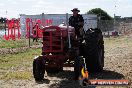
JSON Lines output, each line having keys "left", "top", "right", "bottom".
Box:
{"left": 69, "top": 14, "right": 84, "bottom": 36}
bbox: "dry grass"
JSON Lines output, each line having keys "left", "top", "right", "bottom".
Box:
{"left": 0, "top": 48, "right": 41, "bottom": 80}
{"left": 0, "top": 36, "right": 132, "bottom": 88}
{"left": 1, "top": 71, "right": 32, "bottom": 80}
{"left": 0, "top": 38, "right": 41, "bottom": 48}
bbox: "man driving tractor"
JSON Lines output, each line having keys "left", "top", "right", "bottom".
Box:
{"left": 33, "top": 9, "right": 104, "bottom": 83}
{"left": 69, "top": 8, "right": 84, "bottom": 38}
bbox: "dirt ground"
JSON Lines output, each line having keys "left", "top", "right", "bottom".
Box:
{"left": 0, "top": 35, "right": 132, "bottom": 88}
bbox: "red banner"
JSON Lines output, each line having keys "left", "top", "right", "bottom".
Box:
{"left": 3, "top": 19, "right": 20, "bottom": 40}
{"left": 25, "top": 18, "right": 53, "bottom": 38}
{"left": 3, "top": 18, "right": 53, "bottom": 40}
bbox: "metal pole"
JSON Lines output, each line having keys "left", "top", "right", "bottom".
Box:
{"left": 5, "top": 11, "right": 7, "bottom": 35}
{"left": 29, "top": 21, "right": 31, "bottom": 48}
{"left": 66, "top": 13, "right": 71, "bottom": 48}
{"left": 5, "top": 19, "right": 6, "bottom": 35}
{"left": 42, "top": 13, "right": 44, "bottom": 26}
{"left": 97, "top": 16, "right": 101, "bottom": 29}
{"left": 114, "top": 14, "right": 116, "bottom": 31}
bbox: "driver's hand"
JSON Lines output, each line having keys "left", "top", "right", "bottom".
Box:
{"left": 78, "top": 22, "right": 84, "bottom": 26}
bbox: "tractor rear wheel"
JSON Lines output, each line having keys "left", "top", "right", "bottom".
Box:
{"left": 84, "top": 45, "right": 104, "bottom": 72}
{"left": 33, "top": 56, "right": 45, "bottom": 82}
{"left": 96, "top": 45, "right": 104, "bottom": 71}
{"left": 83, "top": 28, "right": 104, "bottom": 72}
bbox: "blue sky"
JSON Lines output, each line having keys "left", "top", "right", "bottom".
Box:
{"left": 0, "top": 0, "right": 132, "bottom": 18}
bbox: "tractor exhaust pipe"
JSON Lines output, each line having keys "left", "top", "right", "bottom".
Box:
{"left": 66, "top": 13, "right": 71, "bottom": 48}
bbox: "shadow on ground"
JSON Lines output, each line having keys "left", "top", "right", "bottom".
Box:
{"left": 48, "top": 70, "right": 125, "bottom": 88}
{"left": 36, "top": 79, "right": 50, "bottom": 84}
{"left": 89, "top": 70, "right": 125, "bottom": 79}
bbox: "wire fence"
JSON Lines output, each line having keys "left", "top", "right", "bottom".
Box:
{"left": 98, "top": 20, "right": 132, "bottom": 37}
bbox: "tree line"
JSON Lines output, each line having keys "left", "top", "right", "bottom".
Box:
{"left": 87, "top": 8, "right": 113, "bottom": 20}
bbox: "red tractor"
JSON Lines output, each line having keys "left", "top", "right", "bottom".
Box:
{"left": 33, "top": 26, "right": 104, "bottom": 82}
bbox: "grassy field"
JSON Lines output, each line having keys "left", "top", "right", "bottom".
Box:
{"left": 0, "top": 38, "right": 41, "bottom": 48}
{"left": 0, "top": 39, "right": 27, "bottom": 48}
{"left": 0, "top": 36, "right": 132, "bottom": 82}
{"left": 0, "top": 48, "right": 41, "bottom": 80}
{"left": 104, "top": 36, "right": 132, "bottom": 47}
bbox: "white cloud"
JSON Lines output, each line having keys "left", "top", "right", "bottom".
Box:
{"left": 33, "top": 0, "right": 52, "bottom": 8}
{"left": 19, "top": 0, "right": 38, "bottom": 2}
{"left": 0, "top": 3, "right": 5, "bottom": 6}
{"left": 0, "top": 0, "right": 132, "bottom": 18}
{"left": 12, "top": 1, "right": 18, "bottom": 5}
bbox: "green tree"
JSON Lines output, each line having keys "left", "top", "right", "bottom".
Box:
{"left": 87, "top": 8, "right": 113, "bottom": 20}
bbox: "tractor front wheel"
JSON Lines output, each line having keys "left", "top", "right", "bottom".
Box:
{"left": 33, "top": 56, "right": 45, "bottom": 82}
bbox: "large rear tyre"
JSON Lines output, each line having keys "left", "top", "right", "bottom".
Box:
{"left": 84, "top": 46, "right": 104, "bottom": 72}
{"left": 96, "top": 45, "right": 104, "bottom": 72}
{"left": 93, "top": 46, "right": 104, "bottom": 72}
{"left": 84, "top": 28, "right": 104, "bottom": 72}
{"left": 33, "top": 56, "right": 45, "bottom": 82}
